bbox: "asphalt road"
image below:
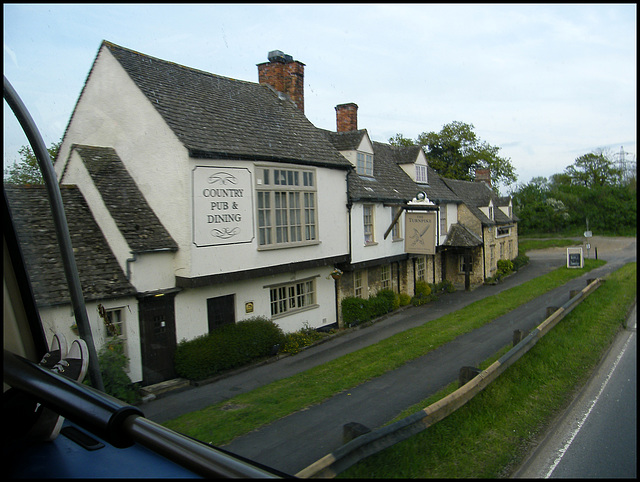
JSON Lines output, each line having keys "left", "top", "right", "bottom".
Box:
{"left": 512, "top": 302, "right": 636, "bottom": 479}
{"left": 140, "top": 236, "right": 636, "bottom": 476}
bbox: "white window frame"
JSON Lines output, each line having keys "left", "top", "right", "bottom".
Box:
{"left": 354, "top": 270, "right": 367, "bottom": 299}
{"left": 269, "top": 278, "right": 317, "bottom": 318}
{"left": 363, "top": 204, "right": 375, "bottom": 245}
{"left": 381, "top": 264, "right": 391, "bottom": 290}
{"left": 103, "top": 307, "right": 129, "bottom": 368}
{"left": 416, "top": 164, "right": 427, "bottom": 183}
{"left": 256, "top": 166, "right": 318, "bottom": 249}
{"left": 356, "top": 152, "right": 373, "bottom": 177}
{"left": 439, "top": 205, "right": 447, "bottom": 235}
{"left": 391, "top": 206, "right": 402, "bottom": 241}
{"left": 416, "top": 256, "right": 426, "bottom": 281}
{"left": 496, "top": 226, "right": 511, "bottom": 237}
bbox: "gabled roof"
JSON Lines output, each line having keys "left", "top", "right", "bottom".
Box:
{"left": 102, "top": 41, "right": 351, "bottom": 170}
{"left": 4, "top": 185, "right": 136, "bottom": 307}
{"left": 389, "top": 145, "right": 423, "bottom": 165}
{"left": 443, "top": 223, "right": 484, "bottom": 248}
{"left": 339, "top": 140, "right": 418, "bottom": 203}
{"left": 442, "top": 178, "right": 516, "bottom": 225}
{"left": 72, "top": 145, "right": 178, "bottom": 253}
{"left": 322, "top": 129, "right": 368, "bottom": 151}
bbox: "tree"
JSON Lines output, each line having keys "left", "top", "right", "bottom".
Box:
{"left": 3, "top": 139, "right": 61, "bottom": 185}
{"left": 388, "top": 133, "right": 415, "bottom": 147}
{"left": 564, "top": 150, "right": 622, "bottom": 188}
{"left": 391, "top": 121, "right": 517, "bottom": 188}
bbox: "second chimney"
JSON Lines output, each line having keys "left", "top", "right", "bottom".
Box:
{"left": 257, "top": 50, "right": 305, "bottom": 113}
{"left": 475, "top": 168, "right": 492, "bottom": 187}
{"left": 336, "top": 103, "right": 358, "bottom": 132}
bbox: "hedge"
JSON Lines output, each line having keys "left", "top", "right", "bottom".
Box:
{"left": 174, "top": 317, "right": 285, "bottom": 380}
{"left": 341, "top": 289, "right": 398, "bottom": 327}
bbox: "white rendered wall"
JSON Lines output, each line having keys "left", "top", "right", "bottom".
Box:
{"left": 39, "top": 297, "right": 142, "bottom": 383}
{"left": 350, "top": 202, "right": 406, "bottom": 265}
{"left": 174, "top": 264, "right": 338, "bottom": 340}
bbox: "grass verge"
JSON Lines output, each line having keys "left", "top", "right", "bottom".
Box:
{"left": 162, "top": 259, "right": 605, "bottom": 446}
{"left": 339, "top": 262, "right": 636, "bottom": 478}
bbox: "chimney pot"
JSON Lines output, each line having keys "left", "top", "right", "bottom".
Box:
{"left": 258, "top": 51, "right": 305, "bottom": 113}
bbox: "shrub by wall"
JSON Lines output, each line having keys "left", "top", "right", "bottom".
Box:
{"left": 411, "top": 280, "right": 434, "bottom": 306}
{"left": 174, "top": 317, "right": 285, "bottom": 380}
{"left": 341, "top": 290, "right": 397, "bottom": 327}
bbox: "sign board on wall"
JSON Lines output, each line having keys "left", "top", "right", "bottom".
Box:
{"left": 192, "top": 166, "right": 254, "bottom": 246}
{"left": 405, "top": 212, "right": 437, "bottom": 255}
{"left": 566, "top": 247, "right": 584, "bottom": 268}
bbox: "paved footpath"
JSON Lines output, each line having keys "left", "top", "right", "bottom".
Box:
{"left": 140, "top": 237, "right": 636, "bottom": 476}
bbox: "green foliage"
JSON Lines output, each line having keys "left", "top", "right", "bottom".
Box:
{"left": 96, "top": 338, "right": 139, "bottom": 404}
{"left": 411, "top": 280, "right": 435, "bottom": 306}
{"left": 512, "top": 149, "right": 636, "bottom": 235}
{"left": 174, "top": 317, "right": 285, "bottom": 380}
{"left": 564, "top": 151, "right": 623, "bottom": 188}
{"left": 341, "top": 290, "right": 398, "bottom": 327}
{"left": 496, "top": 259, "right": 514, "bottom": 276}
{"left": 511, "top": 253, "right": 529, "bottom": 272}
{"left": 431, "top": 279, "right": 456, "bottom": 294}
{"left": 398, "top": 292, "right": 412, "bottom": 306}
{"left": 281, "top": 323, "right": 328, "bottom": 354}
{"left": 404, "top": 121, "right": 517, "bottom": 188}
{"left": 4, "top": 139, "right": 61, "bottom": 185}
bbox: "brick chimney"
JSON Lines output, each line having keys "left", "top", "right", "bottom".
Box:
{"left": 475, "top": 168, "right": 491, "bottom": 187}
{"left": 336, "top": 103, "right": 358, "bottom": 132}
{"left": 257, "top": 50, "right": 305, "bottom": 113}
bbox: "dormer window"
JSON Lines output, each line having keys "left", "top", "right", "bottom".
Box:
{"left": 489, "top": 206, "right": 494, "bottom": 220}
{"left": 416, "top": 164, "right": 427, "bottom": 183}
{"left": 357, "top": 152, "right": 373, "bottom": 176}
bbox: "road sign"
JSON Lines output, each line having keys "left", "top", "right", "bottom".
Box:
{"left": 584, "top": 231, "right": 592, "bottom": 238}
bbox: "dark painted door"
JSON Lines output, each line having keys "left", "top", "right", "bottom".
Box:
{"left": 139, "top": 293, "right": 177, "bottom": 385}
{"left": 207, "top": 294, "right": 235, "bottom": 332}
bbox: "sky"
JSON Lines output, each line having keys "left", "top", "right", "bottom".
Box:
{"left": 3, "top": 3, "right": 637, "bottom": 194}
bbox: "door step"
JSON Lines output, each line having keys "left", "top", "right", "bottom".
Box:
{"left": 139, "top": 378, "right": 190, "bottom": 402}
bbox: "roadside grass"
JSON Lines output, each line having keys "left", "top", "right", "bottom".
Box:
{"left": 162, "top": 259, "right": 605, "bottom": 446}
{"left": 340, "top": 262, "right": 636, "bottom": 479}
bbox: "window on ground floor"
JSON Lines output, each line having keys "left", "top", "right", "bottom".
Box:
{"left": 354, "top": 270, "right": 367, "bottom": 298}
{"left": 269, "top": 278, "right": 317, "bottom": 318}
{"left": 459, "top": 254, "right": 473, "bottom": 273}
{"left": 381, "top": 264, "right": 391, "bottom": 290}
{"left": 416, "top": 256, "right": 426, "bottom": 281}
{"left": 99, "top": 306, "right": 129, "bottom": 367}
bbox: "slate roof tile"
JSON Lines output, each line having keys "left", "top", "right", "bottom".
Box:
{"left": 443, "top": 223, "right": 483, "bottom": 248}
{"left": 103, "top": 41, "right": 351, "bottom": 170}
{"left": 5, "top": 185, "right": 136, "bottom": 307}
{"left": 72, "top": 145, "right": 178, "bottom": 253}
{"left": 441, "top": 177, "right": 517, "bottom": 225}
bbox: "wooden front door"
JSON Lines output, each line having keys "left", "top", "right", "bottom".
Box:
{"left": 207, "top": 294, "right": 235, "bottom": 332}
{"left": 139, "top": 293, "right": 177, "bottom": 385}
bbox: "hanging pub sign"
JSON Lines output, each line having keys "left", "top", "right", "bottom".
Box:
{"left": 192, "top": 166, "right": 254, "bottom": 247}
{"left": 405, "top": 212, "right": 437, "bottom": 255}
